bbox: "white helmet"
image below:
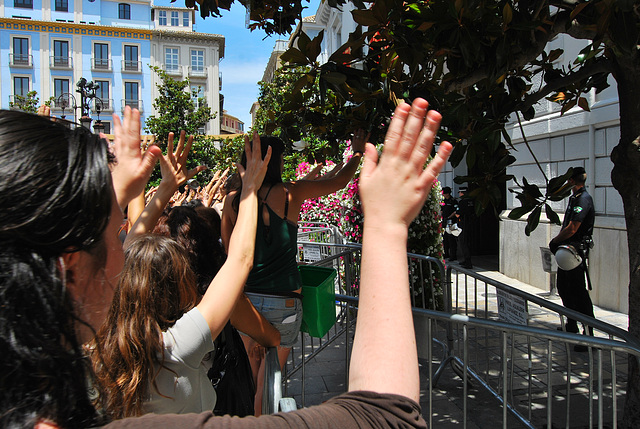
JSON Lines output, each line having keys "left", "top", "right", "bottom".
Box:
{"left": 555, "top": 245, "right": 582, "bottom": 270}
{"left": 446, "top": 224, "right": 462, "bottom": 237}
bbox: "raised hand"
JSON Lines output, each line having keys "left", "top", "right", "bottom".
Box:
{"left": 359, "top": 98, "right": 453, "bottom": 228}
{"left": 110, "top": 107, "right": 161, "bottom": 209}
{"left": 350, "top": 128, "right": 369, "bottom": 153}
{"left": 158, "top": 130, "right": 207, "bottom": 191}
{"left": 237, "top": 131, "right": 271, "bottom": 195}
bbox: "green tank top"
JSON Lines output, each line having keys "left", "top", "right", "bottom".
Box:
{"left": 245, "top": 188, "right": 302, "bottom": 293}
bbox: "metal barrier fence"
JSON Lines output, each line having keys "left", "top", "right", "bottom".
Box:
{"left": 271, "top": 243, "right": 640, "bottom": 428}
{"left": 296, "top": 222, "right": 344, "bottom": 264}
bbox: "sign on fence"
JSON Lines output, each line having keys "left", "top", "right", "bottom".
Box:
{"left": 496, "top": 289, "right": 528, "bottom": 325}
{"left": 302, "top": 244, "right": 322, "bottom": 262}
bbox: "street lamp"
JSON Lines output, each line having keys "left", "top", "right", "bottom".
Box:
{"left": 55, "top": 92, "right": 78, "bottom": 123}
{"left": 92, "top": 97, "right": 106, "bottom": 134}
{"left": 76, "top": 78, "right": 100, "bottom": 129}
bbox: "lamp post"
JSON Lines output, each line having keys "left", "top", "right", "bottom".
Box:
{"left": 55, "top": 92, "right": 78, "bottom": 125}
{"left": 76, "top": 78, "right": 100, "bottom": 129}
{"left": 92, "top": 97, "right": 106, "bottom": 134}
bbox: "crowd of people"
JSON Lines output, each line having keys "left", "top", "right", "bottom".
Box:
{"left": 0, "top": 99, "right": 452, "bottom": 428}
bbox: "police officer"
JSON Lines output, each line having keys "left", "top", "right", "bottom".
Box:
{"left": 441, "top": 186, "right": 458, "bottom": 260}
{"left": 549, "top": 167, "right": 596, "bottom": 338}
{"left": 456, "top": 187, "right": 474, "bottom": 269}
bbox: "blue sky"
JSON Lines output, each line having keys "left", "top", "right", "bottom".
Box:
{"left": 156, "top": 0, "right": 320, "bottom": 129}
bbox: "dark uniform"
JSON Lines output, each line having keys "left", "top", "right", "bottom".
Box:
{"left": 441, "top": 193, "right": 458, "bottom": 260}
{"left": 554, "top": 186, "right": 595, "bottom": 333}
{"left": 457, "top": 190, "right": 474, "bottom": 268}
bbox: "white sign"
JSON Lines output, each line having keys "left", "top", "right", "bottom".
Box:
{"left": 302, "top": 244, "right": 322, "bottom": 262}
{"left": 496, "top": 289, "right": 528, "bottom": 325}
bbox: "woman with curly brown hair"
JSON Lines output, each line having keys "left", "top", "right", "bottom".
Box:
{"left": 91, "top": 133, "right": 272, "bottom": 418}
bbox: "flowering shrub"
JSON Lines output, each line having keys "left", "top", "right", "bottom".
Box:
{"left": 296, "top": 145, "right": 446, "bottom": 308}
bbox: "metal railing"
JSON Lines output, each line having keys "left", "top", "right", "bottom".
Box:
{"left": 50, "top": 55, "right": 72, "bottom": 68}
{"left": 9, "top": 53, "right": 32, "bottom": 67}
{"left": 270, "top": 243, "right": 640, "bottom": 428}
{"left": 121, "top": 99, "right": 143, "bottom": 112}
{"left": 122, "top": 60, "right": 141, "bottom": 72}
{"left": 91, "top": 57, "right": 112, "bottom": 71}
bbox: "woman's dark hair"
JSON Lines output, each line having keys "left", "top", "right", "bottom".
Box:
{"left": 233, "top": 135, "right": 285, "bottom": 212}
{"left": 0, "top": 111, "right": 113, "bottom": 428}
{"left": 153, "top": 206, "right": 225, "bottom": 294}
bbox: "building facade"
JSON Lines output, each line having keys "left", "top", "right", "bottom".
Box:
{"left": 1, "top": 0, "right": 224, "bottom": 134}
{"left": 220, "top": 109, "right": 243, "bottom": 134}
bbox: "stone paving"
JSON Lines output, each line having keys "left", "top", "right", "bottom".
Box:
{"left": 283, "top": 258, "right": 632, "bottom": 428}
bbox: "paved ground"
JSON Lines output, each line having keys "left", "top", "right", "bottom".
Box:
{"left": 283, "top": 257, "right": 632, "bottom": 427}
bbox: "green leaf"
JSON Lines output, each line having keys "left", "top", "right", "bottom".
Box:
{"left": 545, "top": 203, "right": 561, "bottom": 225}
{"left": 306, "top": 31, "right": 324, "bottom": 62}
{"left": 577, "top": 96, "right": 591, "bottom": 112}
{"left": 351, "top": 9, "right": 381, "bottom": 27}
{"left": 280, "top": 48, "right": 310, "bottom": 66}
{"left": 502, "top": 3, "right": 513, "bottom": 26}
{"left": 508, "top": 205, "right": 532, "bottom": 220}
{"left": 525, "top": 205, "right": 542, "bottom": 236}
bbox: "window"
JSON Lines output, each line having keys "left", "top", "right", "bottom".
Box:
{"left": 94, "top": 43, "right": 109, "bottom": 69}
{"left": 170, "top": 11, "right": 178, "bottom": 26}
{"left": 55, "top": 0, "right": 68, "bottom": 12}
{"left": 13, "top": 77, "right": 29, "bottom": 97}
{"left": 183, "top": 11, "right": 189, "bottom": 26}
{"left": 159, "top": 10, "right": 167, "bottom": 25}
{"left": 100, "top": 122, "right": 111, "bottom": 134}
{"left": 95, "top": 80, "right": 110, "bottom": 110}
{"left": 165, "top": 47, "right": 179, "bottom": 73}
{"left": 118, "top": 3, "right": 130, "bottom": 19}
{"left": 191, "top": 85, "right": 205, "bottom": 109}
{"left": 124, "top": 45, "right": 138, "bottom": 71}
{"left": 12, "top": 38, "right": 29, "bottom": 65}
{"left": 54, "top": 78, "right": 70, "bottom": 100}
{"left": 191, "top": 49, "right": 204, "bottom": 72}
{"left": 124, "top": 82, "right": 139, "bottom": 109}
{"left": 14, "top": 0, "right": 33, "bottom": 8}
{"left": 53, "top": 40, "right": 69, "bottom": 67}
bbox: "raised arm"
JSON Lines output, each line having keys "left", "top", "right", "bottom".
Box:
{"left": 197, "top": 133, "right": 271, "bottom": 341}
{"left": 349, "top": 99, "right": 452, "bottom": 402}
{"left": 110, "top": 107, "right": 162, "bottom": 210}
{"left": 288, "top": 130, "right": 368, "bottom": 201}
{"left": 124, "top": 131, "right": 205, "bottom": 247}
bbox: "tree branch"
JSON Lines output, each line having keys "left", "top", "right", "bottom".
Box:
{"left": 444, "top": 11, "right": 572, "bottom": 93}
{"left": 516, "top": 57, "right": 614, "bottom": 112}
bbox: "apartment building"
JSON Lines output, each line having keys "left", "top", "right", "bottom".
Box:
{"left": 1, "top": 0, "right": 224, "bottom": 134}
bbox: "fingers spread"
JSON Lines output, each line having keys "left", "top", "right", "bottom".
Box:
{"left": 409, "top": 109, "right": 441, "bottom": 171}
{"left": 383, "top": 102, "right": 411, "bottom": 155}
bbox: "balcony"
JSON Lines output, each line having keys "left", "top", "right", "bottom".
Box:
{"left": 9, "top": 53, "right": 32, "bottom": 67}
{"left": 121, "top": 60, "right": 141, "bottom": 73}
{"left": 50, "top": 55, "right": 72, "bottom": 69}
{"left": 91, "top": 57, "right": 112, "bottom": 72}
{"left": 188, "top": 65, "right": 207, "bottom": 78}
{"left": 93, "top": 98, "right": 114, "bottom": 112}
{"left": 163, "top": 63, "right": 182, "bottom": 76}
{"left": 121, "top": 99, "right": 143, "bottom": 112}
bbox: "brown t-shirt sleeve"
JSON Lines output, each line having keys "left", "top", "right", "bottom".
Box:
{"left": 101, "top": 391, "right": 426, "bottom": 429}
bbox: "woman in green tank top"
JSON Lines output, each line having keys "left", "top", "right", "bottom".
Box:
{"left": 221, "top": 132, "right": 367, "bottom": 415}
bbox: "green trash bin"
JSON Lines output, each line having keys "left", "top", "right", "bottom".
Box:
{"left": 299, "top": 265, "right": 337, "bottom": 338}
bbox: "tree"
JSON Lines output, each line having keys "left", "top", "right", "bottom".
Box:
{"left": 145, "top": 66, "right": 215, "bottom": 185}
{"left": 9, "top": 90, "right": 40, "bottom": 113}
{"left": 145, "top": 66, "right": 214, "bottom": 144}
